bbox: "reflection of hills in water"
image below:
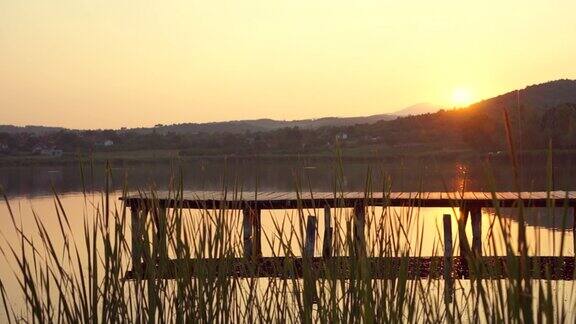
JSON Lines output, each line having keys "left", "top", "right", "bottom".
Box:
{"left": 2, "top": 157, "right": 576, "bottom": 202}
{"left": 487, "top": 207, "right": 575, "bottom": 231}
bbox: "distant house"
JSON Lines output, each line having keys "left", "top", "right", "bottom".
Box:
{"left": 0, "top": 143, "right": 8, "bottom": 153}
{"left": 40, "top": 148, "right": 63, "bottom": 157}
{"left": 336, "top": 133, "right": 348, "bottom": 140}
{"left": 103, "top": 140, "right": 114, "bottom": 147}
{"left": 32, "top": 145, "right": 45, "bottom": 155}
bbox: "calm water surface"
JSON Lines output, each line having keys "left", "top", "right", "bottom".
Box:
{"left": 2, "top": 156, "right": 576, "bottom": 196}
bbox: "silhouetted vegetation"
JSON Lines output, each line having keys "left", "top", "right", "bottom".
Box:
{"left": 1, "top": 80, "right": 575, "bottom": 158}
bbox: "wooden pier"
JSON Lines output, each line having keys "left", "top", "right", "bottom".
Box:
{"left": 122, "top": 191, "right": 576, "bottom": 281}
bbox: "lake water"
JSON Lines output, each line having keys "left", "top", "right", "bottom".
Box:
{"left": 1, "top": 156, "right": 575, "bottom": 254}
{"left": 0, "top": 156, "right": 575, "bottom": 320}
{"left": 2, "top": 155, "right": 576, "bottom": 196}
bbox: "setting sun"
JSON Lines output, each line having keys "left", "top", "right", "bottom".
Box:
{"left": 451, "top": 87, "right": 474, "bottom": 107}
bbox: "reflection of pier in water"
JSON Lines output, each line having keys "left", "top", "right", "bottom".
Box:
{"left": 3, "top": 156, "right": 576, "bottom": 197}
{"left": 491, "top": 207, "right": 575, "bottom": 231}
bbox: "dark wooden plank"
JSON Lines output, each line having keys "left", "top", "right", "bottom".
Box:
{"left": 304, "top": 216, "right": 317, "bottom": 258}
{"left": 322, "top": 206, "right": 332, "bottom": 258}
{"left": 156, "top": 207, "right": 168, "bottom": 262}
{"left": 242, "top": 208, "right": 253, "bottom": 258}
{"left": 353, "top": 203, "right": 366, "bottom": 256}
{"left": 122, "top": 191, "right": 576, "bottom": 210}
{"left": 457, "top": 208, "right": 470, "bottom": 259}
{"left": 303, "top": 215, "right": 318, "bottom": 308}
{"left": 443, "top": 213, "right": 454, "bottom": 304}
{"left": 471, "top": 207, "right": 482, "bottom": 256}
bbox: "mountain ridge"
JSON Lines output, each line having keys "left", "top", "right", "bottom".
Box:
{"left": 1, "top": 79, "right": 575, "bottom": 135}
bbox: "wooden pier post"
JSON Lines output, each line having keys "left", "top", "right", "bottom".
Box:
{"left": 243, "top": 207, "right": 262, "bottom": 258}
{"left": 156, "top": 206, "right": 168, "bottom": 262}
{"left": 443, "top": 213, "right": 453, "bottom": 304}
{"left": 470, "top": 207, "right": 482, "bottom": 256}
{"left": 458, "top": 207, "right": 470, "bottom": 258}
{"left": 353, "top": 203, "right": 366, "bottom": 257}
{"left": 253, "top": 208, "right": 262, "bottom": 257}
{"left": 303, "top": 215, "right": 318, "bottom": 318}
{"left": 322, "top": 206, "right": 332, "bottom": 258}
{"left": 304, "top": 215, "right": 317, "bottom": 258}
{"left": 243, "top": 207, "right": 253, "bottom": 258}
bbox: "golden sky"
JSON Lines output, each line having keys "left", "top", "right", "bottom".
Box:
{"left": 1, "top": 0, "right": 575, "bottom": 129}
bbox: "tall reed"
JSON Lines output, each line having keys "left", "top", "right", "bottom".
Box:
{"left": 0, "top": 155, "right": 574, "bottom": 323}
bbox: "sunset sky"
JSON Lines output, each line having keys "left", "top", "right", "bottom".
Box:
{"left": 1, "top": 0, "right": 575, "bottom": 129}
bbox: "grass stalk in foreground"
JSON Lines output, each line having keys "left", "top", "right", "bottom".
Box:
{"left": 0, "top": 157, "right": 575, "bottom": 322}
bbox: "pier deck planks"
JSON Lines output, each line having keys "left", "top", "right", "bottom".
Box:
{"left": 121, "top": 191, "right": 576, "bottom": 209}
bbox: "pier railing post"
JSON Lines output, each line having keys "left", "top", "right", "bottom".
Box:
{"left": 243, "top": 206, "right": 262, "bottom": 258}
{"left": 303, "top": 215, "right": 318, "bottom": 321}
{"left": 156, "top": 206, "right": 168, "bottom": 263}
{"left": 322, "top": 206, "right": 333, "bottom": 258}
{"left": 304, "top": 215, "right": 317, "bottom": 258}
{"left": 130, "top": 203, "right": 142, "bottom": 271}
{"left": 471, "top": 207, "right": 482, "bottom": 256}
{"left": 443, "top": 213, "right": 454, "bottom": 304}
{"left": 131, "top": 202, "right": 151, "bottom": 274}
{"left": 353, "top": 202, "right": 366, "bottom": 257}
{"left": 458, "top": 207, "right": 470, "bottom": 258}
{"left": 254, "top": 208, "right": 262, "bottom": 257}
{"left": 243, "top": 207, "right": 252, "bottom": 258}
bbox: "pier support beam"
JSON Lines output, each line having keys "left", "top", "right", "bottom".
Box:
{"left": 243, "top": 207, "right": 262, "bottom": 258}
{"left": 131, "top": 203, "right": 148, "bottom": 270}
{"left": 443, "top": 214, "right": 454, "bottom": 304}
{"left": 322, "top": 206, "right": 333, "bottom": 258}
{"left": 458, "top": 207, "right": 470, "bottom": 258}
{"left": 304, "top": 215, "right": 317, "bottom": 258}
{"left": 471, "top": 207, "right": 482, "bottom": 256}
{"left": 353, "top": 203, "right": 366, "bottom": 257}
{"left": 303, "top": 215, "right": 318, "bottom": 322}
{"left": 152, "top": 206, "right": 168, "bottom": 263}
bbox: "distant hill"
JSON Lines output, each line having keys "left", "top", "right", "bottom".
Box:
{"left": 2, "top": 114, "right": 400, "bottom": 136}
{"left": 368, "top": 79, "right": 576, "bottom": 151}
{"left": 1, "top": 79, "right": 576, "bottom": 157}
{"left": 133, "top": 103, "right": 445, "bottom": 135}
{"left": 133, "top": 114, "right": 398, "bottom": 134}
{"left": 0, "top": 125, "right": 64, "bottom": 134}
{"left": 392, "top": 103, "right": 440, "bottom": 116}
{"left": 469, "top": 79, "right": 576, "bottom": 113}
{"left": 2, "top": 79, "right": 574, "bottom": 137}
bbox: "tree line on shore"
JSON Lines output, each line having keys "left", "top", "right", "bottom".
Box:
{"left": 1, "top": 102, "right": 576, "bottom": 157}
